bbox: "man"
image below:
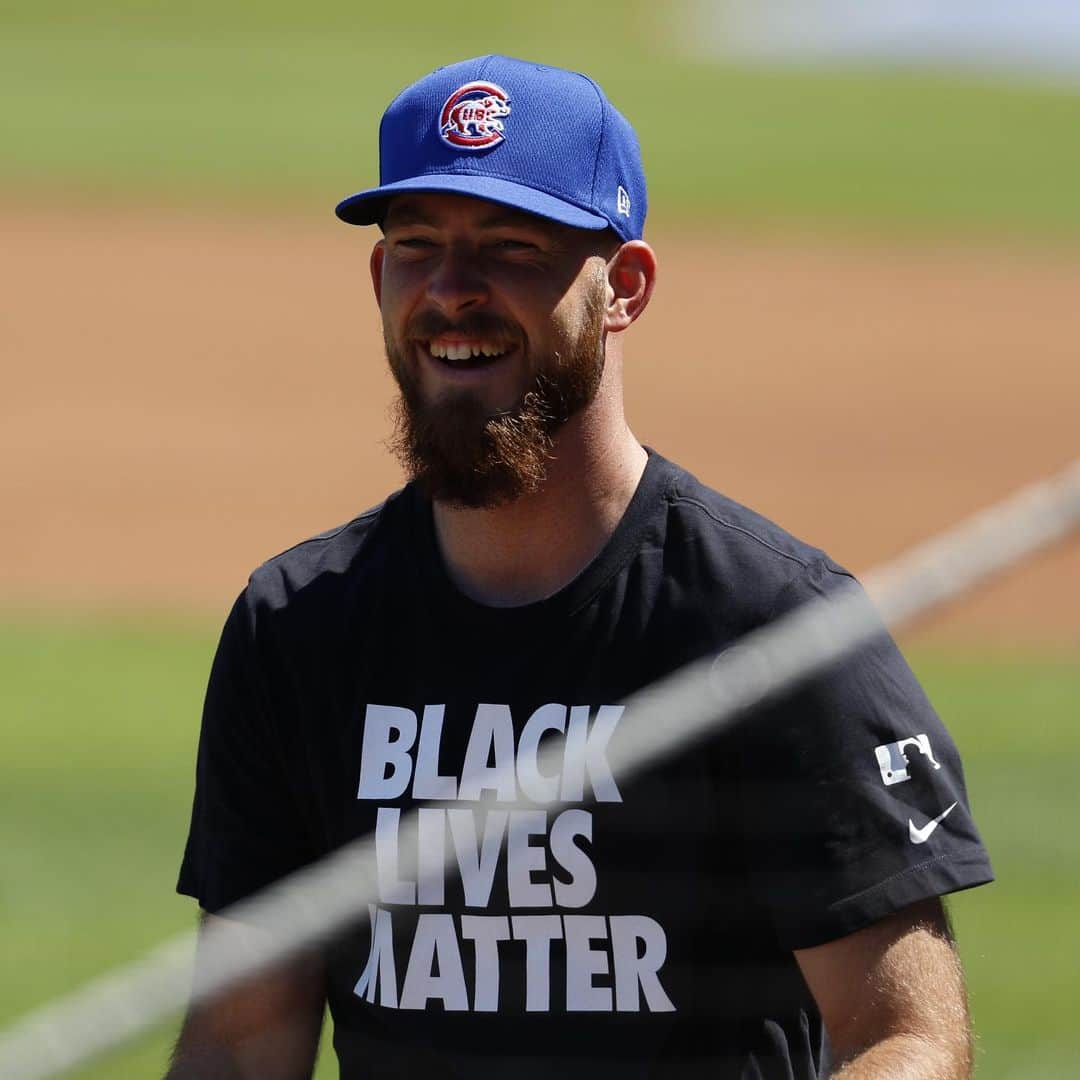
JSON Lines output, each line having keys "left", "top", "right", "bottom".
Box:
{"left": 171, "top": 56, "right": 993, "bottom": 1078}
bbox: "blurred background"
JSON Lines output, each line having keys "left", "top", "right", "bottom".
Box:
{"left": 2, "top": 2, "right": 1077, "bottom": 1076}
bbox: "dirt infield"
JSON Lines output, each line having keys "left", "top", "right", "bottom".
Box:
{"left": 2, "top": 205, "right": 1077, "bottom": 645}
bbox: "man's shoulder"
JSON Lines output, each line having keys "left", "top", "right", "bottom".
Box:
{"left": 648, "top": 454, "right": 856, "bottom": 635}
{"left": 244, "top": 487, "right": 411, "bottom": 612}
{"left": 660, "top": 456, "right": 838, "bottom": 578}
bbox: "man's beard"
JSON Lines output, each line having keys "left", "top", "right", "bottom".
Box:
{"left": 386, "top": 282, "right": 605, "bottom": 509}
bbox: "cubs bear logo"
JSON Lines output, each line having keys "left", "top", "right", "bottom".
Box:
{"left": 439, "top": 81, "right": 511, "bottom": 150}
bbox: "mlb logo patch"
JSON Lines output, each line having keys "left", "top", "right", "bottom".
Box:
{"left": 873, "top": 733, "right": 943, "bottom": 786}
{"left": 440, "top": 81, "right": 512, "bottom": 150}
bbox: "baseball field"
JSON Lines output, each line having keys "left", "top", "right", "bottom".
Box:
{"left": 2, "top": 3, "right": 1078, "bottom": 1077}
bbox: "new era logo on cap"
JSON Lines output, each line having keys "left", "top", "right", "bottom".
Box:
{"left": 335, "top": 55, "right": 647, "bottom": 243}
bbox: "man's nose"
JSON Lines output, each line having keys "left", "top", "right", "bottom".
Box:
{"left": 425, "top": 245, "right": 489, "bottom": 315}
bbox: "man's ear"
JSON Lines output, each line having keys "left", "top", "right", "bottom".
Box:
{"left": 604, "top": 240, "right": 657, "bottom": 333}
{"left": 370, "top": 240, "right": 386, "bottom": 307}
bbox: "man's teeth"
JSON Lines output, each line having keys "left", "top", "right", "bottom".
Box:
{"left": 428, "top": 341, "right": 509, "bottom": 361}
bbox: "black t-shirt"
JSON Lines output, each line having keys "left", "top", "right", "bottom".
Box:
{"left": 178, "top": 450, "right": 993, "bottom": 1079}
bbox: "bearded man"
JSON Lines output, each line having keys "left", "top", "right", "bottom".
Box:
{"left": 170, "top": 56, "right": 992, "bottom": 1079}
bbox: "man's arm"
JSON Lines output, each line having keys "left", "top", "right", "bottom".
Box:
{"left": 795, "top": 897, "right": 972, "bottom": 1079}
{"left": 165, "top": 913, "right": 326, "bottom": 1080}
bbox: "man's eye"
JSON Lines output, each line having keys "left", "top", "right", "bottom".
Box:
{"left": 492, "top": 239, "right": 538, "bottom": 252}
{"left": 396, "top": 237, "right": 437, "bottom": 250}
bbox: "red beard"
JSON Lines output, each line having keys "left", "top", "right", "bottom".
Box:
{"left": 385, "top": 291, "right": 605, "bottom": 509}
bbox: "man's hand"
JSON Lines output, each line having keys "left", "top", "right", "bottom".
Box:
{"left": 165, "top": 913, "right": 326, "bottom": 1080}
{"left": 795, "top": 897, "right": 972, "bottom": 1078}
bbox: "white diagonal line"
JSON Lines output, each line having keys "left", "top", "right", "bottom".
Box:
{"left": 0, "top": 458, "right": 1077, "bottom": 1080}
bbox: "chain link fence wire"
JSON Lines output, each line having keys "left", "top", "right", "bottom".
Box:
{"left": 1, "top": 457, "right": 1077, "bottom": 1080}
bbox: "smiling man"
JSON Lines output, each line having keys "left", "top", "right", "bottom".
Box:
{"left": 170, "top": 56, "right": 993, "bottom": 1079}
{"left": 377, "top": 194, "right": 623, "bottom": 518}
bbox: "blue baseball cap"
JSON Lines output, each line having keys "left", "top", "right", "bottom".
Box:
{"left": 335, "top": 55, "right": 647, "bottom": 242}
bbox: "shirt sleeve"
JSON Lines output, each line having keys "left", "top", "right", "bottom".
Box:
{"left": 177, "top": 587, "right": 314, "bottom": 913}
{"left": 732, "top": 558, "right": 994, "bottom": 951}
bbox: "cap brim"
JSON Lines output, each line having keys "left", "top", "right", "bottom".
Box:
{"left": 335, "top": 173, "right": 610, "bottom": 232}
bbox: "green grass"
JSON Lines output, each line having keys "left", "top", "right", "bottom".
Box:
{"left": 4, "top": 1, "right": 1080, "bottom": 237}
{"left": 1, "top": 619, "right": 1077, "bottom": 1077}
{"left": 0, "top": 616, "right": 329, "bottom": 1078}
{"left": 913, "top": 653, "right": 1080, "bottom": 1076}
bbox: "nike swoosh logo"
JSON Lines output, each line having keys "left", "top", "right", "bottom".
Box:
{"left": 909, "top": 802, "right": 958, "bottom": 844}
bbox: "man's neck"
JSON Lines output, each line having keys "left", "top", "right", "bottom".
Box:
{"left": 431, "top": 422, "right": 648, "bottom": 608}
